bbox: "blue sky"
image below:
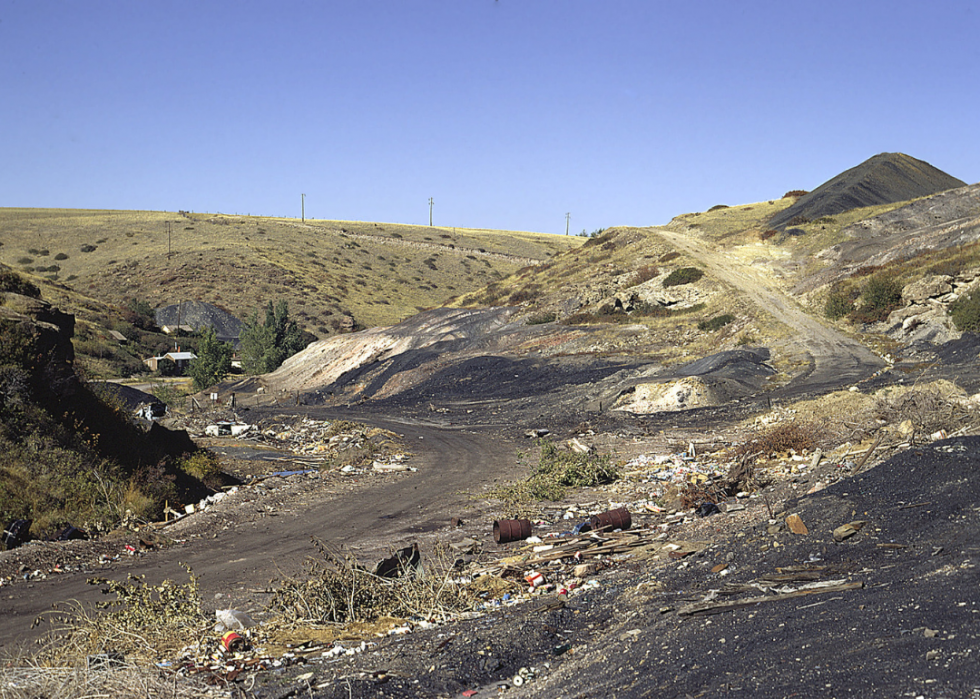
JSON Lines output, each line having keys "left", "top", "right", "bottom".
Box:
{"left": 2, "top": 1, "right": 978, "bottom": 235}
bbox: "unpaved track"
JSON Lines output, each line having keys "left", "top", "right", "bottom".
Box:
{"left": 0, "top": 413, "right": 519, "bottom": 652}
{"left": 656, "top": 227, "right": 884, "bottom": 388}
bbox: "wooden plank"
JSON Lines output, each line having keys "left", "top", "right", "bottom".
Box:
{"left": 677, "top": 581, "right": 864, "bottom": 617}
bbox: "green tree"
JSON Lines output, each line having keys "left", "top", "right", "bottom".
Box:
{"left": 239, "top": 300, "right": 307, "bottom": 375}
{"left": 187, "top": 327, "right": 232, "bottom": 390}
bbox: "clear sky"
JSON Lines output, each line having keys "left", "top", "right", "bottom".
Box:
{"left": 2, "top": 1, "right": 978, "bottom": 235}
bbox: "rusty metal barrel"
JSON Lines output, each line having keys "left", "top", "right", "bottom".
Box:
{"left": 493, "top": 518, "right": 532, "bottom": 544}
{"left": 589, "top": 507, "right": 631, "bottom": 532}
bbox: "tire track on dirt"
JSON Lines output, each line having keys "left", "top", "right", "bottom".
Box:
{"left": 0, "top": 415, "right": 520, "bottom": 651}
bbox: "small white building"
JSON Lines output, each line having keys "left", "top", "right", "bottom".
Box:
{"left": 144, "top": 350, "right": 198, "bottom": 372}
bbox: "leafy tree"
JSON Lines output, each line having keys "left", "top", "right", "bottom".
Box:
{"left": 239, "top": 300, "right": 307, "bottom": 375}
{"left": 187, "top": 327, "right": 232, "bottom": 390}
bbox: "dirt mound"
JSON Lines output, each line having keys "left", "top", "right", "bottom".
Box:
{"left": 155, "top": 300, "right": 242, "bottom": 343}
{"left": 771, "top": 152, "right": 966, "bottom": 229}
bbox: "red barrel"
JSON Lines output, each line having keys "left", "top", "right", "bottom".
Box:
{"left": 589, "top": 507, "right": 631, "bottom": 532}
{"left": 493, "top": 519, "right": 532, "bottom": 544}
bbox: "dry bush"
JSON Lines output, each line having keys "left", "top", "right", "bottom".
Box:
{"left": 624, "top": 265, "right": 659, "bottom": 288}
{"left": 872, "top": 384, "right": 973, "bottom": 439}
{"left": 269, "top": 539, "right": 480, "bottom": 625}
{"left": 735, "top": 421, "right": 823, "bottom": 461}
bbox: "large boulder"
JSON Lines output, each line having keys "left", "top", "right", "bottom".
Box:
{"left": 902, "top": 275, "right": 953, "bottom": 305}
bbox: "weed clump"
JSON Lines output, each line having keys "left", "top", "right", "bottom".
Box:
{"left": 36, "top": 565, "right": 208, "bottom": 662}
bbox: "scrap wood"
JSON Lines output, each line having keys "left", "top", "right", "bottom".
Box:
{"left": 678, "top": 580, "right": 863, "bottom": 616}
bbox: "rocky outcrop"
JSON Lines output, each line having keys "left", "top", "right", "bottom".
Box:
{"left": 612, "top": 376, "right": 719, "bottom": 413}
{"left": 883, "top": 269, "right": 980, "bottom": 343}
{"left": 597, "top": 270, "right": 709, "bottom": 315}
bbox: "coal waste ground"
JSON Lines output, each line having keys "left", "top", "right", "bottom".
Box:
{"left": 237, "top": 436, "right": 980, "bottom": 699}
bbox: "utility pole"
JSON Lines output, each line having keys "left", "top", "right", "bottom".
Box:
{"left": 428, "top": 197, "right": 434, "bottom": 226}
{"left": 565, "top": 212, "right": 571, "bottom": 236}
{"left": 301, "top": 193, "right": 306, "bottom": 222}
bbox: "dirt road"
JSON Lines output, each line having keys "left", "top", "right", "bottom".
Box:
{"left": 0, "top": 413, "right": 522, "bottom": 652}
{"left": 656, "top": 226, "right": 884, "bottom": 388}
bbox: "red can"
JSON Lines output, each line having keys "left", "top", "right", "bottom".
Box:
{"left": 222, "top": 631, "right": 245, "bottom": 652}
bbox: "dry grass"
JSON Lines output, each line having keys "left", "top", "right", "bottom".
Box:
{"left": 32, "top": 565, "right": 210, "bottom": 665}
{"left": 269, "top": 539, "right": 482, "bottom": 626}
{"left": 0, "top": 208, "right": 580, "bottom": 341}
{"left": 0, "top": 660, "right": 222, "bottom": 699}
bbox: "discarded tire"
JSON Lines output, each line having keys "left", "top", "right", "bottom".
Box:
{"left": 494, "top": 519, "right": 532, "bottom": 544}
{"left": 589, "top": 507, "right": 631, "bottom": 532}
{"left": 2, "top": 519, "right": 32, "bottom": 551}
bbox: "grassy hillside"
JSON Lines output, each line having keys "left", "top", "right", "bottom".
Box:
{"left": 0, "top": 208, "right": 580, "bottom": 338}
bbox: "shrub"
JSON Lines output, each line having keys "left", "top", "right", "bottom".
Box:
{"left": 949, "top": 292, "right": 980, "bottom": 331}
{"left": 16, "top": 256, "right": 33, "bottom": 265}
{"left": 708, "top": 204, "right": 729, "bottom": 212}
{"left": 783, "top": 190, "right": 809, "bottom": 198}
{"left": 178, "top": 451, "right": 221, "bottom": 481}
{"left": 80, "top": 244, "right": 97, "bottom": 253}
{"left": 825, "top": 286, "right": 856, "bottom": 320}
{"left": 659, "top": 251, "right": 681, "bottom": 263}
{"left": 760, "top": 229, "right": 778, "bottom": 241}
{"left": 787, "top": 215, "right": 811, "bottom": 226}
{"left": 663, "top": 267, "right": 704, "bottom": 287}
{"left": 0, "top": 268, "right": 41, "bottom": 298}
{"left": 850, "top": 274, "right": 903, "bottom": 323}
{"left": 698, "top": 313, "right": 735, "bottom": 332}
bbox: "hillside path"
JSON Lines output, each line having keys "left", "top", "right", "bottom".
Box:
{"left": 656, "top": 227, "right": 885, "bottom": 390}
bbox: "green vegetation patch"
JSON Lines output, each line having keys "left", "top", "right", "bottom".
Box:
{"left": 949, "top": 292, "right": 980, "bottom": 331}
{"left": 662, "top": 267, "right": 704, "bottom": 287}
{"left": 490, "top": 441, "right": 619, "bottom": 509}
{"left": 698, "top": 313, "right": 735, "bottom": 332}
